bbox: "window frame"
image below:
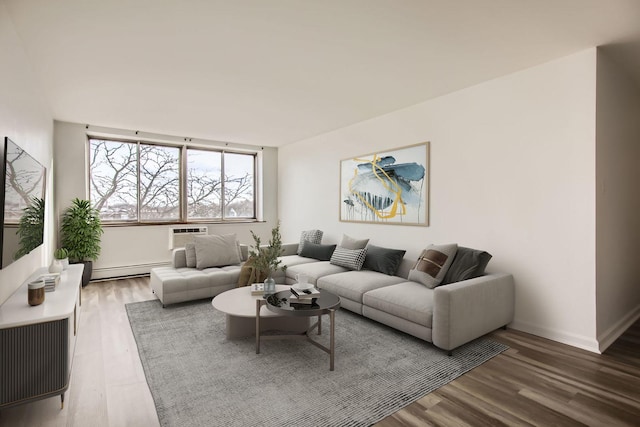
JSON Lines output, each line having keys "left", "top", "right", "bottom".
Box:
{"left": 87, "top": 136, "right": 258, "bottom": 225}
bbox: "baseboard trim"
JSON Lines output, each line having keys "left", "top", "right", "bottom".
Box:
{"left": 597, "top": 305, "right": 640, "bottom": 353}
{"left": 92, "top": 262, "right": 169, "bottom": 280}
{"left": 509, "top": 320, "right": 601, "bottom": 353}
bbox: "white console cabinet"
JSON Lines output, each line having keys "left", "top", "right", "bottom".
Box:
{"left": 0, "top": 264, "right": 83, "bottom": 409}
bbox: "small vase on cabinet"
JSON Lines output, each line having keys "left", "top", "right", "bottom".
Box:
{"left": 49, "top": 259, "right": 63, "bottom": 274}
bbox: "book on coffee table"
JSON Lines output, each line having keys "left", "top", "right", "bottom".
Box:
{"left": 290, "top": 286, "right": 320, "bottom": 298}
{"left": 250, "top": 283, "right": 265, "bottom": 296}
{"left": 288, "top": 294, "right": 317, "bottom": 304}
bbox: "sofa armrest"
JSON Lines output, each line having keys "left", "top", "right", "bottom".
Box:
{"left": 172, "top": 248, "right": 188, "bottom": 268}
{"left": 432, "top": 273, "right": 515, "bottom": 351}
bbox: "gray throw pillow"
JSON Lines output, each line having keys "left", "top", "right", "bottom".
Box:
{"left": 185, "top": 243, "right": 197, "bottom": 268}
{"left": 363, "top": 244, "right": 406, "bottom": 276}
{"left": 441, "top": 246, "right": 492, "bottom": 285}
{"left": 330, "top": 246, "right": 368, "bottom": 271}
{"left": 408, "top": 243, "right": 458, "bottom": 289}
{"left": 339, "top": 234, "right": 369, "bottom": 250}
{"left": 299, "top": 242, "right": 337, "bottom": 261}
{"left": 298, "top": 229, "right": 323, "bottom": 254}
{"left": 194, "top": 233, "right": 242, "bottom": 269}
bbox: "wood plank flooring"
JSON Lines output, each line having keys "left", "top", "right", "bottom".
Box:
{"left": 1, "top": 276, "right": 638, "bottom": 426}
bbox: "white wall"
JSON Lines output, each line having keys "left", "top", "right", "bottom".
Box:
{"left": 279, "top": 49, "right": 600, "bottom": 351}
{"left": 53, "top": 121, "right": 279, "bottom": 279}
{"left": 595, "top": 50, "right": 640, "bottom": 351}
{"left": 0, "top": 2, "right": 53, "bottom": 304}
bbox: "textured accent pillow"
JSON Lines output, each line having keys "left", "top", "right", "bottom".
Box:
{"left": 408, "top": 243, "right": 458, "bottom": 289}
{"left": 298, "top": 229, "right": 323, "bottom": 254}
{"left": 363, "top": 244, "right": 406, "bottom": 276}
{"left": 185, "top": 243, "right": 197, "bottom": 268}
{"left": 330, "top": 246, "right": 368, "bottom": 270}
{"left": 441, "top": 247, "right": 492, "bottom": 285}
{"left": 194, "top": 233, "right": 242, "bottom": 269}
{"left": 340, "top": 234, "right": 369, "bottom": 250}
{"left": 299, "top": 242, "right": 337, "bottom": 261}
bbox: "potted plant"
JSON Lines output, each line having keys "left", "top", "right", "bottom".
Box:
{"left": 60, "top": 198, "right": 103, "bottom": 286}
{"left": 15, "top": 197, "right": 45, "bottom": 260}
{"left": 54, "top": 247, "right": 69, "bottom": 270}
{"left": 249, "top": 222, "right": 286, "bottom": 294}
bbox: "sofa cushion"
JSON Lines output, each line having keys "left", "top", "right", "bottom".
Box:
{"left": 441, "top": 247, "right": 492, "bottom": 285}
{"left": 340, "top": 234, "right": 369, "bottom": 250}
{"left": 298, "top": 229, "right": 323, "bottom": 254}
{"left": 317, "top": 270, "right": 406, "bottom": 303}
{"left": 299, "top": 242, "right": 336, "bottom": 261}
{"left": 194, "top": 233, "right": 242, "bottom": 270}
{"left": 363, "top": 281, "right": 434, "bottom": 328}
{"left": 363, "top": 244, "right": 406, "bottom": 276}
{"left": 408, "top": 243, "right": 458, "bottom": 289}
{"left": 185, "top": 243, "right": 197, "bottom": 268}
{"left": 286, "top": 261, "right": 348, "bottom": 285}
{"left": 330, "top": 246, "right": 367, "bottom": 270}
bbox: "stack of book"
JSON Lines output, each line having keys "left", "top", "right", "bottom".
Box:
{"left": 250, "top": 283, "right": 265, "bottom": 296}
{"left": 39, "top": 273, "right": 61, "bottom": 292}
{"left": 289, "top": 285, "right": 320, "bottom": 306}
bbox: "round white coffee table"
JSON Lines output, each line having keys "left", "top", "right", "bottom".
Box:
{"left": 211, "top": 285, "right": 309, "bottom": 339}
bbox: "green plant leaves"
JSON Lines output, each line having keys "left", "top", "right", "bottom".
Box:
{"left": 60, "top": 198, "right": 103, "bottom": 262}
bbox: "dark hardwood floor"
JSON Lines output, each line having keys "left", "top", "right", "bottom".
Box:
{"left": 376, "top": 313, "right": 640, "bottom": 426}
{"left": 1, "top": 276, "right": 638, "bottom": 426}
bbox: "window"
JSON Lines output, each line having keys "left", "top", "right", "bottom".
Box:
{"left": 89, "top": 138, "right": 256, "bottom": 223}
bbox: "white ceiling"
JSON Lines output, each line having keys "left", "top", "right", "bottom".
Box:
{"left": 5, "top": 0, "right": 640, "bottom": 147}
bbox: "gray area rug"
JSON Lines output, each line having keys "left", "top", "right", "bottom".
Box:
{"left": 126, "top": 299, "right": 507, "bottom": 427}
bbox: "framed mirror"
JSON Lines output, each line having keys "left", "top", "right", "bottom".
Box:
{"left": 1, "top": 137, "right": 47, "bottom": 269}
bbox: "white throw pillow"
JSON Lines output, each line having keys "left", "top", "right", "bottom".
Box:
{"left": 194, "top": 234, "right": 242, "bottom": 269}
{"left": 330, "top": 246, "right": 368, "bottom": 271}
{"left": 339, "top": 234, "right": 369, "bottom": 250}
{"left": 408, "top": 243, "right": 458, "bottom": 289}
{"left": 185, "top": 243, "right": 197, "bottom": 268}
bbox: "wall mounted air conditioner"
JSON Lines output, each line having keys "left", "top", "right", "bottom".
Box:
{"left": 169, "top": 226, "right": 208, "bottom": 249}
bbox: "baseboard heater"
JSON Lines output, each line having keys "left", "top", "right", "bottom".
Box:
{"left": 91, "top": 262, "right": 168, "bottom": 281}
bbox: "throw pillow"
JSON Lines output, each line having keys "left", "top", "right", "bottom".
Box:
{"left": 297, "top": 229, "right": 323, "bottom": 254}
{"left": 330, "top": 246, "right": 368, "bottom": 271}
{"left": 363, "top": 244, "right": 406, "bottom": 276}
{"left": 194, "top": 233, "right": 242, "bottom": 270}
{"left": 408, "top": 243, "right": 458, "bottom": 289}
{"left": 185, "top": 243, "right": 197, "bottom": 268}
{"left": 441, "top": 246, "right": 492, "bottom": 285}
{"left": 299, "top": 242, "right": 337, "bottom": 261}
{"left": 339, "top": 234, "right": 369, "bottom": 250}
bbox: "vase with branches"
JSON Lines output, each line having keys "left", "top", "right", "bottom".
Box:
{"left": 249, "top": 222, "right": 286, "bottom": 294}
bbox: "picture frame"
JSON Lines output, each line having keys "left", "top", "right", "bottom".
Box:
{"left": 339, "top": 142, "right": 429, "bottom": 226}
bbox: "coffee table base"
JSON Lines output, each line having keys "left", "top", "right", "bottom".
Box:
{"left": 225, "top": 314, "right": 309, "bottom": 339}
{"left": 255, "top": 300, "right": 337, "bottom": 371}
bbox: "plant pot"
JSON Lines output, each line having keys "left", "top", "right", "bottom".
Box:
{"left": 73, "top": 260, "right": 93, "bottom": 287}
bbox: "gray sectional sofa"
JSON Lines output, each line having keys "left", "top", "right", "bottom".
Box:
{"left": 150, "top": 239, "right": 515, "bottom": 353}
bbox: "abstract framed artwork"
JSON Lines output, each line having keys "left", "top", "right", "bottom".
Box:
{"left": 340, "top": 142, "right": 429, "bottom": 226}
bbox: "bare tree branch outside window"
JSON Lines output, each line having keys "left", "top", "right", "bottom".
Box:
{"left": 89, "top": 139, "right": 255, "bottom": 223}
